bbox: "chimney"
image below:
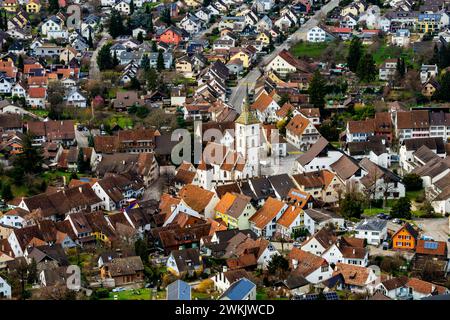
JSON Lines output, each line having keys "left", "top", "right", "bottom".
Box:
{"left": 353, "top": 249, "right": 355, "bottom": 255}
{"left": 293, "top": 259, "right": 298, "bottom": 270}
{"left": 381, "top": 138, "right": 385, "bottom": 145}
{"left": 79, "top": 187, "right": 83, "bottom": 193}
{"left": 223, "top": 266, "right": 228, "bottom": 273}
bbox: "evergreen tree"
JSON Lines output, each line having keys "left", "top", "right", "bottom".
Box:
{"left": 27, "top": 259, "right": 38, "bottom": 284}
{"left": 203, "top": 0, "right": 212, "bottom": 6}
{"left": 347, "top": 37, "right": 363, "bottom": 72}
{"left": 17, "top": 54, "right": 24, "bottom": 71}
{"left": 112, "top": 50, "right": 120, "bottom": 67}
{"left": 130, "top": 0, "right": 134, "bottom": 14}
{"left": 88, "top": 29, "right": 94, "bottom": 49}
{"left": 141, "top": 54, "right": 150, "bottom": 71}
{"left": 97, "top": 43, "right": 114, "bottom": 71}
{"left": 147, "top": 14, "right": 154, "bottom": 34}
{"left": 151, "top": 41, "right": 157, "bottom": 52}
{"left": 12, "top": 134, "right": 44, "bottom": 184}
{"left": 435, "top": 71, "right": 450, "bottom": 101}
{"left": 1, "top": 183, "right": 13, "bottom": 201}
{"left": 308, "top": 70, "right": 327, "bottom": 108}
{"left": 146, "top": 68, "right": 158, "bottom": 91}
{"left": 3, "top": 11, "right": 7, "bottom": 31}
{"left": 137, "top": 31, "right": 144, "bottom": 43}
{"left": 161, "top": 8, "right": 172, "bottom": 25}
{"left": 390, "top": 197, "right": 412, "bottom": 219}
{"left": 48, "top": 0, "right": 60, "bottom": 13}
{"left": 396, "top": 57, "right": 406, "bottom": 78}
{"left": 77, "top": 148, "right": 89, "bottom": 173}
{"left": 357, "top": 53, "right": 377, "bottom": 82}
{"left": 108, "top": 9, "right": 126, "bottom": 38}
{"left": 157, "top": 50, "right": 165, "bottom": 71}
{"left": 0, "top": 10, "right": 4, "bottom": 31}
{"left": 340, "top": 192, "right": 364, "bottom": 219}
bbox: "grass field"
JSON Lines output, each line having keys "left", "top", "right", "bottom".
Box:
{"left": 370, "top": 43, "right": 415, "bottom": 66}
{"left": 290, "top": 42, "right": 329, "bottom": 58}
{"left": 104, "top": 288, "right": 166, "bottom": 300}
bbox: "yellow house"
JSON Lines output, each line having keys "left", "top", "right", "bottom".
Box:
{"left": 175, "top": 56, "right": 193, "bottom": 73}
{"left": 230, "top": 50, "right": 251, "bottom": 68}
{"left": 3, "top": 0, "right": 18, "bottom": 12}
{"left": 214, "top": 192, "right": 256, "bottom": 230}
{"left": 26, "top": 0, "right": 41, "bottom": 13}
{"left": 256, "top": 32, "right": 271, "bottom": 45}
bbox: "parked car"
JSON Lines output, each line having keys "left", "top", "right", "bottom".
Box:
{"left": 392, "top": 218, "right": 402, "bottom": 224}
{"left": 421, "top": 235, "right": 434, "bottom": 241}
{"left": 112, "top": 287, "right": 125, "bottom": 292}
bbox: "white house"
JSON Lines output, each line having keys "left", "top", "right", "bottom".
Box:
{"left": 289, "top": 248, "right": 333, "bottom": 284}
{"left": 303, "top": 208, "right": 345, "bottom": 235}
{"left": 354, "top": 218, "right": 387, "bottom": 246}
{"left": 114, "top": 0, "right": 131, "bottom": 14}
{"left": 0, "top": 276, "right": 11, "bottom": 299}
{"left": 66, "top": 89, "right": 87, "bottom": 108}
{"left": 306, "top": 26, "right": 333, "bottom": 42}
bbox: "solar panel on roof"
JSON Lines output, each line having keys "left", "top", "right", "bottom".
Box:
{"left": 324, "top": 292, "right": 339, "bottom": 300}
{"left": 424, "top": 241, "right": 438, "bottom": 249}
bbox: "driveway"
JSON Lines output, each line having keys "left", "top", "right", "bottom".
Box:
{"left": 89, "top": 33, "right": 111, "bottom": 81}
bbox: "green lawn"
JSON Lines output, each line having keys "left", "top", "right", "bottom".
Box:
{"left": 406, "top": 189, "right": 424, "bottom": 202}
{"left": 105, "top": 115, "right": 134, "bottom": 129}
{"left": 363, "top": 207, "right": 388, "bottom": 216}
{"left": 290, "top": 42, "right": 329, "bottom": 58}
{"left": 370, "top": 43, "right": 415, "bottom": 66}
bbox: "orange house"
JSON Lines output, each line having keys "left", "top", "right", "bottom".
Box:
{"left": 392, "top": 223, "right": 418, "bottom": 250}
{"left": 158, "top": 26, "right": 187, "bottom": 45}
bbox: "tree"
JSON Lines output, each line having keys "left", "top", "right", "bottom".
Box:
{"left": 17, "top": 54, "right": 24, "bottom": 71}
{"left": 396, "top": 57, "right": 406, "bottom": 79}
{"left": 97, "top": 43, "right": 114, "bottom": 71}
{"left": 157, "top": 50, "right": 165, "bottom": 71}
{"left": 141, "top": 54, "right": 150, "bottom": 71}
{"left": 1, "top": 183, "right": 13, "bottom": 201}
{"left": 48, "top": 0, "right": 60, "bottom": 13}
{"left": 77, "top": 148, "right": 90, "bottom": 173}
{"left": 145, "top": 68, "right": 159, "bottom": 91}
{"left": 128, "top": 77, "right": 141, "bottom": 90}
{"left": 147, "top": 14, "right": 154, "bottom": 34}
{"left": 108, "top": 9, "right": 126, "bottom": 38}
{"left": 11, "top": 133, "right": 44, "bottom": 184}
{"left": 130, "top": 0, "right": 134, "bottom": 14}
{"left": 137, "top": 31, "right": 144, "bottom": 43}
{"left": 435, "top": 71, "right": 450, "bottom": 101}
{"left": 402, "top": 173, "right": 422, "bottom": 191}
{"left": 112, "top": 50, "right": 120, "bottom": 68}
{"left": 390, "top": 197, "right": 412, "bottom": 219}
{"left": 88, "top": 29, "right": 94, "bottom": 49}
{"left": 347, "top": 37, "right": 363, "bottom": 72}
{"left": 308, "top": 70, "right": 326, "bottom": 108}
{"left": 161, "top": 8, "right": 172, "bottom": 25}
{"left": 134, "top": 238, "right": 149, "bottom": 264}
{"left": 27, "top": 258, "right": 38, "bottom": 285}
{"left": 47, "top": 81, "right": 66, "bottom": 120}
{"left": 267, "top": 254, "right": 289, "bottom": 277}
{"left": 340, "top": 192, "right": 364, "bottom": 219}
{"left": 151, "top": 41, "right": 157, "bottom": 52}
{"left": 357, "top": 53, "right": 377, "bottom": 82}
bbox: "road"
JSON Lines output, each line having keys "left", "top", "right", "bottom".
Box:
{"left": 228, "top": 0, "right": 340, "bottom": 112}
{"left": 89, "top": 33, "right": 111, "bottom": 81}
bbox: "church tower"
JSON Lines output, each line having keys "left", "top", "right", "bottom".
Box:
{"left": 235, "top": 89, "right": 261, "bottom": 177}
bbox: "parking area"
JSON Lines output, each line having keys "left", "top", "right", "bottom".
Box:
{"left": 413, "top": 217, "right": 448, "bottom": 242}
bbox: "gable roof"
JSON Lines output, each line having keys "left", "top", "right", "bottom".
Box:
{"left": 288, "top": 248, "right": 328, "bottom": 277}
{"left": 249, "top": 197, "right": 286, "bottom": 229}
{"left": 179, "top": 184, "right": 215, "bottom": 213}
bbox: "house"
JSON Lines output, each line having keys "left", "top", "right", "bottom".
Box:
{"left": 346, "top": 136, "right": 391, "bottom": 168}
{"left": 358, "top": 158, "right": 405, "bottom": 200}
{"left": 112, "top": 91, "right": 145, "bottom": 111}
{"left": 395, "top": 110, "right": 430, "bottom": 142}
{"left": 321, "top": 237, "right": 369, "bottom": 267}
{"left": 212, "top": 268, "right": 251, "bottom": 293}
{"left": 177, "top": 184, "right": 219, "bottom": 220}
{"left": 66, "top": 89, "right": 87, "bottom": 108}
{"left": 379, "top": 59, "right": 398, "bottom": 81}
{"left": 376, "top": 276, "right": 449, "bottom": 300}
{"left": 214, "top": 192, "right": 256, "bottom": 230}
{"left": 166, "top": 248, "right": 203, "bottom": 277}
{"left": 249, "top": 197, "right": 288, "bottom": 238}
{"left": 178, "top": 13, "right": 203, "bottom": 34}
{"left": 286, "top": 114, "right": 321, "bottom": 151}
{"left": 354, "top": 218, "right": 387, "bottom": 245}
{"left": 333, "top": 263, "right": 378, "bottom": 294}
{"left": 420, "top": 64, "right": 438, "bottom": 84}
{"left": 413, "top": 239, "right": 448, "bottom": 273}
{"left": 158, "top": 26, "right": 189, "bottom": 45}
{"left": 100, "top": 256, "right": 145, "bottom": 287}
{"left": 95, "top": 152, "right": 159, "bottom": 186}
{"left": 26, "top": 0, "right": 41, "bottom": 13}
{"left": 422, "top": 79, "right": 440, "bottom": 98}
{"left": 303, "top": 208, "right": 345, "bottom": 235}
{"left": 276, "top": 206, "right": 303, "bottom": 240}
{"left": 92, "top": 174, "right": 145, "bottom": 211}
{"left": 251, "top": 92, "right": 280, "bottom": 123}
{"left": 167, "top": 280, "right": 191, "bottom": 300}
{"left": 0, "top": 276, "right": 11, "bottom": 299}
{"left": 114, "top": 0, "right": 131, "bottom": 14}
{"left": 27, "top": 120, "right": 76, "bottom": 146}
{"left": 219, "top": 278, "right": 256, "bottom": 300}
{"left": 392, "top": 223, "right": 418, "bottom": 250}
{"left": 288, "top": 248, "right": 333, "bottom": 284}
{"left": 266, "top": 49, "right": 313, "bottom": 77}
{"left": 306, "top": 26, "right": 335, "bottom": 42}
{"left": 392, "top": 29, "right": 411, "bottom": 46}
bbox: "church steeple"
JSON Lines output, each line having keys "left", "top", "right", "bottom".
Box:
{"left": 235, "top": 85, "right": 259, "bottom": 125}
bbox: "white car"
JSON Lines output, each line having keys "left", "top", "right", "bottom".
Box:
{"left": 112, "top": 287, "right": 125, "bottom": 292}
